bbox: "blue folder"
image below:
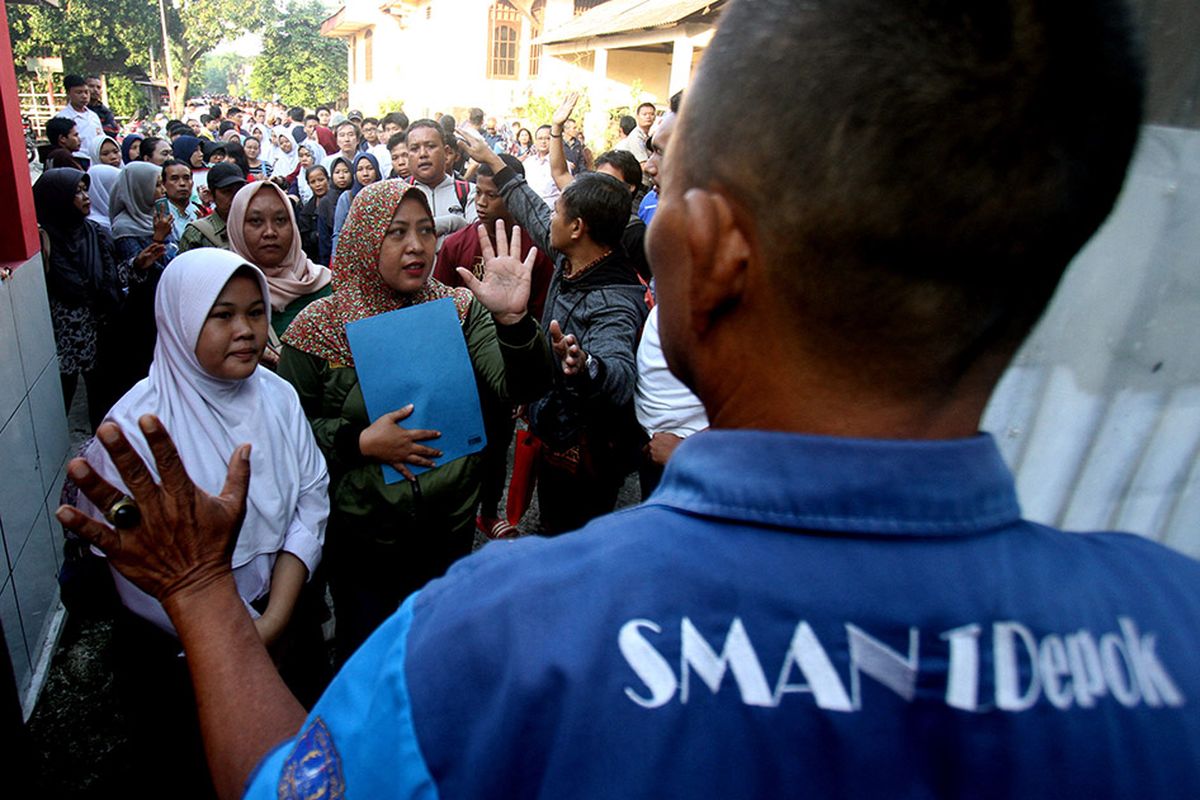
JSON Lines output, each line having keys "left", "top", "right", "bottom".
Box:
{"left": 346, "top": 298, "right": 486, "bottom": 483}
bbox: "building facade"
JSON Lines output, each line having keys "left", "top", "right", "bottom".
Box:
{"left": 320, "top": 0, "right": 722, "bottom": 126}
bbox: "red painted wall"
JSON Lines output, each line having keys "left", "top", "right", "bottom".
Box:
{"left": 0, "top": 2, "right": 40, "bottom": 269}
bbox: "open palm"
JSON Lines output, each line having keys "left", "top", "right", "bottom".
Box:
{"left": 457, "top": 219, "right": 535, "bottom": 325}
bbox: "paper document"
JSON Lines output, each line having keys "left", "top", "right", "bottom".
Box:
{"left": 346, "top": 298, "right": 486, "bottom": 483}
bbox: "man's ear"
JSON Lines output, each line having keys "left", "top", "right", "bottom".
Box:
{"left": 570, "top": 216, "right": 587, "bottom": 244}
{"left": 683, "top": 188, "right": 750, "bottom": 331}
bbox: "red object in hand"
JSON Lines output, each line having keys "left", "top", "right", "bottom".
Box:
{"left": 506, "top": 428, "right": 542, "bottom": 526}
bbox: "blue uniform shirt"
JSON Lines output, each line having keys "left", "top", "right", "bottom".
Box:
{"left": 248, "top": 430, "right": 1200, "bottom": 799}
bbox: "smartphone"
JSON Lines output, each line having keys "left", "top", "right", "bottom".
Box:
{"left": 154, "top": 197, "right": 171, "bottom": 218}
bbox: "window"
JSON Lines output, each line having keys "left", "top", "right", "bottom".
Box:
{"left": 529, "top": 0, "right": 546, "bottom": 78}
{"left": 488, "top": 3, "right": 520, "bottom": 79}
{"left": 364, "top": 29, "right": 373, "bottom": 82}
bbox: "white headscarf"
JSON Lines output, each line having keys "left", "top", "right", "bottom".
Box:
{"left": 86, "top": 164, "right": 121, "bottom": 230}
{"left": 87, "top": 134, "right": 119, "bottom": 168}
{"left": 271, "top": 126, "right": 299, "bottom": 178}
{"left": 87, "top": 250, "right": 328, "bottom": 572}
{"left": 108, "top": 161, "right": 161, "bottom": 239}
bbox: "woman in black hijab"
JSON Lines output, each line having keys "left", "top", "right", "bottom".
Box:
{"left": 32, "top": 168, "right": 163, "bottom": 429}
{"left": 317, "top": 155, "right": 352, "bottom": 264}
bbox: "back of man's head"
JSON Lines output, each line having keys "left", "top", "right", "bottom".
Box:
{"left": 561, "top": 173, "right": 632, "bottom": 250}
{"left": 468, "top": 107, "right": 485, "bottom": 127}
{"left": 618, "top": 115, "right": 636, "bottom": 137}
{"left": 210, "top": 104, "right": 222, "bottom": 120}
{"left": 677, "top": 0, "right": 1143, "bottom": 394}
{"left": 45, "top": 117, "right": 74, "bottom": 148}
{"left": 288, "top": 106, "right": 305, "bottom": 123}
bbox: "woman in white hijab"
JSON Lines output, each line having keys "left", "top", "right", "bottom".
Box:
{"left": 83, "top": 249, "right": 329, "bottom": 642}
{"left": 86, "top": 163, "right": 121, "bottom": 230}
{"left": 87, "top": 134, "right": 122, "bottom": 168}
{"left": 271, "top": 126, "right": 300, "bottom": 185}
{"left": 78, "top": 250, "right": 331, "bottom": 790}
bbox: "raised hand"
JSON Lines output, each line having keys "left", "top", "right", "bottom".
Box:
{"left": 552, "top": 91, "right": 580, "bottom": 129}
{"left": 548, "top": 319, "right": 585, "bottom": 376}
{"left": 134, "top": 242, "right": 166, "bottom": 270}
{"left": 54, "top": 415, "right": 250, "bottom": 605}
{"left": 357, "top": 404, "right": 443, "bottom": 481}
{"left": 456, "top": 219, "right": 534, "bottom": 326}
{"left": 457, "top": 125, "right": 501, "bottom": 169}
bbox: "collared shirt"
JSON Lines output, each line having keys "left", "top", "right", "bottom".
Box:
{"left": 167, "top": 199, "right": 201, "bottom": 241}
{"left": 522, "top": 151, "right": 559, "bottom": 206}
{"left": 246, "top": 430, "right": 1200, "bottom": 799}
{"left": 55, "top": 104, "right": 104, "bottom": 162}
{"left": 613, "top": 128, "right": 650, "bottom": 162}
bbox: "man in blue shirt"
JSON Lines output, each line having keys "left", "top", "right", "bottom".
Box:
{"left": 58, "top": 1, "right": 1200, "bottom": 798}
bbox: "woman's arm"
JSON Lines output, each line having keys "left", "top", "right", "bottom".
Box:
{"left": 253, "top": 553, "right": 307, "bottom": 647}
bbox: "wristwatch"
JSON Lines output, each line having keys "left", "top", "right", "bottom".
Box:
{"left": 584, "top": 353, "right": 599, "bottom": 380}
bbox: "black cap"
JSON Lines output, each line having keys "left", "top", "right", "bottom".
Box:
{"left": 207, "top": 162, "right": 247, "bottom": 190}
{"left": 348, "top": 109, "right": 364, "bottom": 121}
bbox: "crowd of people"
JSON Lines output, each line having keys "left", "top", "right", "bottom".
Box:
{"left": 35, "top": 61, "right": 700, "bottom": 797}
{"left": 30, "top": 0, "right": 1200, "bottom": 797}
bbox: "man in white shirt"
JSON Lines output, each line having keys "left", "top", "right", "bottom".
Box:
{"left": 405, "top": 119, "right": 477, "bottom": 223}
{"left": 523, "top": 125, "right": 560, "bottom": 207}
{"left": 56, "top": 74, "right": 103, "bottom": 165}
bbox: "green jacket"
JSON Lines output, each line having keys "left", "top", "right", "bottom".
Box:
{"left": 176, "top": 213, "right": 229, "bottom": 253}
{"left": 277, "top": 301, "right": 553, "bottom": 541}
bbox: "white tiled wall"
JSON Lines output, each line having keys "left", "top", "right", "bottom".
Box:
{"left": 0, "top": 254, "right": 70, "bottom": 711}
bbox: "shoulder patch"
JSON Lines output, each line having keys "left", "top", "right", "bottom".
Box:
{"left": 277, "top": 717, "right": 346, "bottom": 800}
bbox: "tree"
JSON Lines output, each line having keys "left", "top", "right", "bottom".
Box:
{"left": 6, "top": 0, "right": 266, "bottom": 116}
{"left": 249, "top": 0, "right": 347, "bottom": 108}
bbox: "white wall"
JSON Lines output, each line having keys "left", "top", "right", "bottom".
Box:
{"left": 981, "top": 125, "right": 1200, "bottom": 557}
{"left": 0, "top": 253, "right": 71, "bottom": 717}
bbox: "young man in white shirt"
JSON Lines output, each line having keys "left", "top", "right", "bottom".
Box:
{"left": 55, "top": 74, "right": 103, "bottom": 165}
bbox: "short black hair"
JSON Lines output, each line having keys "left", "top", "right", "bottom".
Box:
{"left": 209, "top": 105, "right": 222, "bottom": 119}
{"left": 594, "top": 149, "right": 642, "bottom": 192}
{"left": 618, "top": 115, "right": 636, "bottom": 136}
{"left": 288, "top": 106, "right": 305, "bottom": 122}
{"left": 382, "top": 111, "right": 409, "bottom": 130}
{"left": 228, "top": 106, "right": 242, "bottom": 115}
{"left": 680, "top": 0, "right": 1144, "bottom": 392}
{"left": 304, "top": 114, "right": 320, "bottom": 123}
{"left": 316, "top": 105, "right": 330, "bottom": 114}
{"left": 45, "top": 117, "right": 76, "bottom": 146}
{"left": 636, "top": 102, "right": 656, "bottom": 114}
{"left": 200, "top": 114, "right": 212, "bottom": 124}
{"left": 161, "top": 158, "right": 191, "bottom": 175}
{"left": 478, "top": 152, "right": 525, "bottom": 179}
{"left": 468, "top": 107, "right": 485, "bottom": 126}
{"left": 363, "top": 116, "right": 380, "bottom": 126}
{"left": 387, "top": 132, "right": 408, "bottom": 151}
{"left": 139, "top": 136, "right": 166, "bottom": 160}
{"left": 64, "top": 74, "right": 86, "bottom": 91}
{"left": 406, "top": 119, "right": 446, "bottom": 146}
{"left": 535, "top": 124, "right": 552, "bottom": 135}
{"left": 669, "top": 91, "right": 683, "bottom": 114}
{"left": 305, "top": 165, "right": 329, "bottom": 184}
{"left": 560, "top": 172, "right": 630, "bottom": 250}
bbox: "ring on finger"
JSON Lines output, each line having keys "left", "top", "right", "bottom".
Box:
{"left": 105, "top": 495, "right": 141, "bottom": 529}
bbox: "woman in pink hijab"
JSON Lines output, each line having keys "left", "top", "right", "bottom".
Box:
{"left": 226, "top": 180, "right": 333, "bottom": 363}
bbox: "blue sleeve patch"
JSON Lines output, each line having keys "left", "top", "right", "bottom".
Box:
{"left": 276, "top": 717, "right": 346, "bottom": 800}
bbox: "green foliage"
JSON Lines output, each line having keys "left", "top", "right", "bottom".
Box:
{"left": 197, "top": 52, "right": 251, "bottom": 98}
{"left": 518, "top": 88, "right": 592, "bottom": 129}
{"left": 249, "top": 0, "right": 347, "bottom": 108}
{"left": 105, "top": 74, "right": 147, "bottom": 119}
{"left": 6, "top": 0, "right": 269, "bottom": 114}
{"left": 6, "top": 0, "right": 159, "bottom": 76}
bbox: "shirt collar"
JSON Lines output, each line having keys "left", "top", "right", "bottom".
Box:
{"left": 650, "top": 430, "right": 1021, "bottom": 535}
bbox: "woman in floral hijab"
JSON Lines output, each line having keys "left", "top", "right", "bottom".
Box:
{"left": 278, "top": 180, "right": 554, "bottom": 663}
